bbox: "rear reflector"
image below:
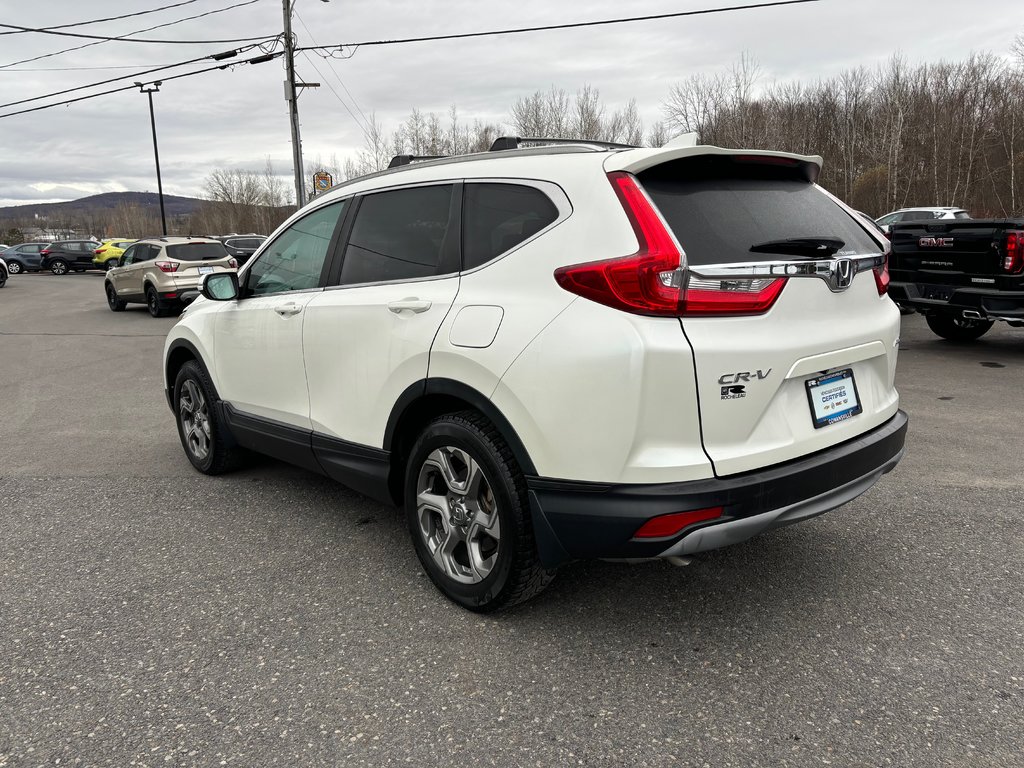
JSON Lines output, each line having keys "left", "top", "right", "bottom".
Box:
{"left": 553, "top": 172, "right": 786, "bottom": 317}
{"left": 633, "top": 507, "right": 724, "bottom": 539}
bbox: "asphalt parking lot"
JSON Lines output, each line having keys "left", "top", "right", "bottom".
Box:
{"left": 1, "top": 272, "right": 1021, "bottom": 767}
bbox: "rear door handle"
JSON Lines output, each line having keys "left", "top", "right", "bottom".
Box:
{"left": 274, "top": 302, "right": 302, "bottom": 316}
{"left": 387, "top": 298, "right": 432, "bottom": 314}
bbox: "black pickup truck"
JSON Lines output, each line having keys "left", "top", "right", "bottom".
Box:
{"left": 889, "top": 219, "right": 1024, "bottom": 340}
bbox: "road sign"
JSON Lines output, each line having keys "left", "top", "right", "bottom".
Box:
{"left": 313, "top": 171, "right": 333, "bottom": 192}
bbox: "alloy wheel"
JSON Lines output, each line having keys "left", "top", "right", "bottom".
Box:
{"left": 51, "top": 260, "right": 67, "bottom": 275}
{"left": 7, "top": 261, "right": 21, "bottom": 274}
{"left": 416, "top": 446, "right": 501, "bottom": 584}
{"left": 179, "top": 379, "right": 212, "bottom": 461}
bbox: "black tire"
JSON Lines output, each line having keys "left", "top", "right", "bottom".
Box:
{"left": 0, "top": 269, "right": 6, "bottom": 288}
{"left": 146, "top": 285, "right": 169, "bottom": 317}
{"left": 925, "top": 312, "right": 994, "bottom": 341}
{"left": 173, "top": 360, "right": 244, "bottom": 475}
{"left": 105, "top": 282, "right": 127, "bottom": 312}
{"left": 50, "top": 259, "right": 69, "bottom": 275}
{"left": 7, "top": 261, "right": 21, "bottom": 275}
{"left": 404, "top": 411, "right": 554, "bottom": 612}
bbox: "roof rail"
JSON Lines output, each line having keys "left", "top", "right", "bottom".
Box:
{"left": 388, "top": 154, "right": 448, "bottom": 168}
{"left": 489, "top": 136, "right": 638, "bottom": 152}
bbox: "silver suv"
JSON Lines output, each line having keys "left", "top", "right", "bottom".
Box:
{"left": 104, "top": 237, "right": 237, "bottom": 317}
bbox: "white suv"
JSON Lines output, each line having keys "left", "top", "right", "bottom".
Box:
{"left": 163, "top": 135, "right": 907, "bottom": 611}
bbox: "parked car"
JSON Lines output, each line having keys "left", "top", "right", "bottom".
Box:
{"left": 875, "top": 207, "right": 969, "bottom": 235}
{"left": 0, "top": 256, "right": 7, "bottom": 288}
{"left": 92, "top": 238, "right": 136, "bottom": 270}
{"left": 213, "top": 234, "right": 266, "bottom": 266}
{"left": 889, "top": 218, "right": 1024, "bottom": 340}
{"left": 0, "top": 242, "right": 48, "bottom": 273}
{"left": 163, "top": 135, "right": 907, "bottom": 612}
{"left": 104, "top": 237, "right": 237, "bottom": 317}
{"left": 40, "top": 240, "right": 103, "bottom": 274}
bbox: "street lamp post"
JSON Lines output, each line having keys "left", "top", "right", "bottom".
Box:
{"left": 136, "top": 81, "right": 167, "bottom": 236}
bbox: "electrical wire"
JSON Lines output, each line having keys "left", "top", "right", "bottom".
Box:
{"left": 0, "top": 1, "right": 200, "bottom": 37}
{"left": 298, "top": 0, "right": 820, "bottom": 56}
{"left": 293, "top": 10, "right": 370, "bottom": 132}
{"left": 0, "top": 51, "right": 283, "bottom": 120}
{"left": 0, "top": 0, "right": 820, "bottom": 120}
{"left": 298, "top": 50, "right": 372, "bottom": 141}
{"left": 0, "top": 41, "right": 276, "bottom": 110}
{"left": 0, "top": 0, "right": 273, "bottom": 70}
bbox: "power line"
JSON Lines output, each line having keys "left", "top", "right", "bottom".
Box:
{"left": 294, "top": 10, "right": 370, "bottom": 132}
{"left": 0, "top": 1, "right": 200, "bottom": 37}
{"left": 0, "top": 42, "right": 275, "bottom": 110}
{"left": 0, "top": 52, "right": 283, "bottom": 120}
{"left": 0, "top": 0, "right": 273, "bottom": 70}
{"left": 299, "top": 50, "right": 371, "bottom": 140}
{"left": 298, "top": 0, "right": 820, "bottom": 56}
{"left": 0, "top": 63, "right": 189, "bottom": 73}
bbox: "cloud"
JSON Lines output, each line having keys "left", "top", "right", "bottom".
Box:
{"left": 1, "top": 0, "right": 1021, "bottom": 205}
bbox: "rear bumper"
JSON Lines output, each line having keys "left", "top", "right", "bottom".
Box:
{"left": 890, "top": 281, "right": 1024, "bottom": 319}
{"left": 526, "top": 410, "right": 908, "bottom": 567}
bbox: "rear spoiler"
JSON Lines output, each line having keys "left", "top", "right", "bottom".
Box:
{"left": 604, "top": 142, "right": 823, "bottom": 182}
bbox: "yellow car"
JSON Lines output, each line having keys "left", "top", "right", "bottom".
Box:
{"left": 92, "top": 238, "right": 136, "bottom": 270}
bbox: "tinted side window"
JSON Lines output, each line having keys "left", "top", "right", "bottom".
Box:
{"left": 121, "top": 245, "right": 137, "bottom": 264}
{"left": 463, "top": 183, "right": 558, "bottom": 270}
{"left": 247, "top": 200, "right": 345, "bottom": 296}
{"left": 135, "top": 245, "right": 157, "bottom": 262}
{"left": 339, "top": 185, "right": 455, "bottom": 286}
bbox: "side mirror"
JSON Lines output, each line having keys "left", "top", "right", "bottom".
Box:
{"left": 201, "top": 272, "right": 239, "bottom": 301}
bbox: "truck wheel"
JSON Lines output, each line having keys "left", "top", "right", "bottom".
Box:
{"left": 926, "top": 312, "right": 994, "bottom": 341}
{"left": 404, "top": 411, "right": 554, "bottom": 612}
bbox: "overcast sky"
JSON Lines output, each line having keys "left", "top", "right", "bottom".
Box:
{"left": 0, "top": 0, "right": 1021, "bottom": 207}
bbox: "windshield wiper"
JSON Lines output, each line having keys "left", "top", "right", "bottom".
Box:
{"left": 749, "top": 237, "right": 845, "bottom": 258}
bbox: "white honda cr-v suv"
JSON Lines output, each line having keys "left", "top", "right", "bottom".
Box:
{"left": 164, "top": 134, "right": 907, "bottom": 611}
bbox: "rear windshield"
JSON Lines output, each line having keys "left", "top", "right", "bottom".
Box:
{"left": 167, "top": 242, "right": 228, "bottom": 261}
{"left": 639, "top": 157, "right": 880, "bottom": 265}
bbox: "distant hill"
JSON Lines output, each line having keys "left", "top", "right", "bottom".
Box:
{"left": 0, "top": 191, "right": 206, "bottom": 222}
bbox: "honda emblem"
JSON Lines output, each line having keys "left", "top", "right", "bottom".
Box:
{"left": 831, "top": 258, "right": 854, "bottom": 290}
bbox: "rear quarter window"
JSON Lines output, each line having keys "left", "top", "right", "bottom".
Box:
{"left": 462, "top": 183, "right": 559, "bottom": 270}
{"left": 639, "top": 157, "right": 880, "bottom": 265}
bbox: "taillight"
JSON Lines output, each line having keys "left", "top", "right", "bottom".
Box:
{"left": 155, "top": 260, "right": 179, "bottom": 273}
{"left": 633, "top": 507, "right": 724, "bottom": 539}
{"left": 554, "top": 172, "right": 683, "bottom": 316}
{"left": 40, "top": 249, "right": 51, "bottom": 256}
{"left": 553, "top": 172, "right": 786, "bottom": 317}
{"left": 228, "top": 258, "right": 238, "bottom": 269}
{"left": 95, "top": 248, "right": 106, "bottom": 255}
{"left": 873, "top": 242, "right": 891, "bottom": 296}
{"left": 1003, "top": 230, "right": 1024, "bottom": 274}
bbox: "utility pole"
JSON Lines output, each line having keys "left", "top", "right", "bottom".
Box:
{"left": 282, "top": 0, "right": 305, "bottom": 208}
{"left": 136, "top": 81, "right": 167, "bottom": 236}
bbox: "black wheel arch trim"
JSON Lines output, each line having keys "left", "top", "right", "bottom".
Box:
{"left": 164, "top": 338, "right": 217, "bottom": 411}
{"left": 384, "top": 378, "right": 538, "bottom": 477}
